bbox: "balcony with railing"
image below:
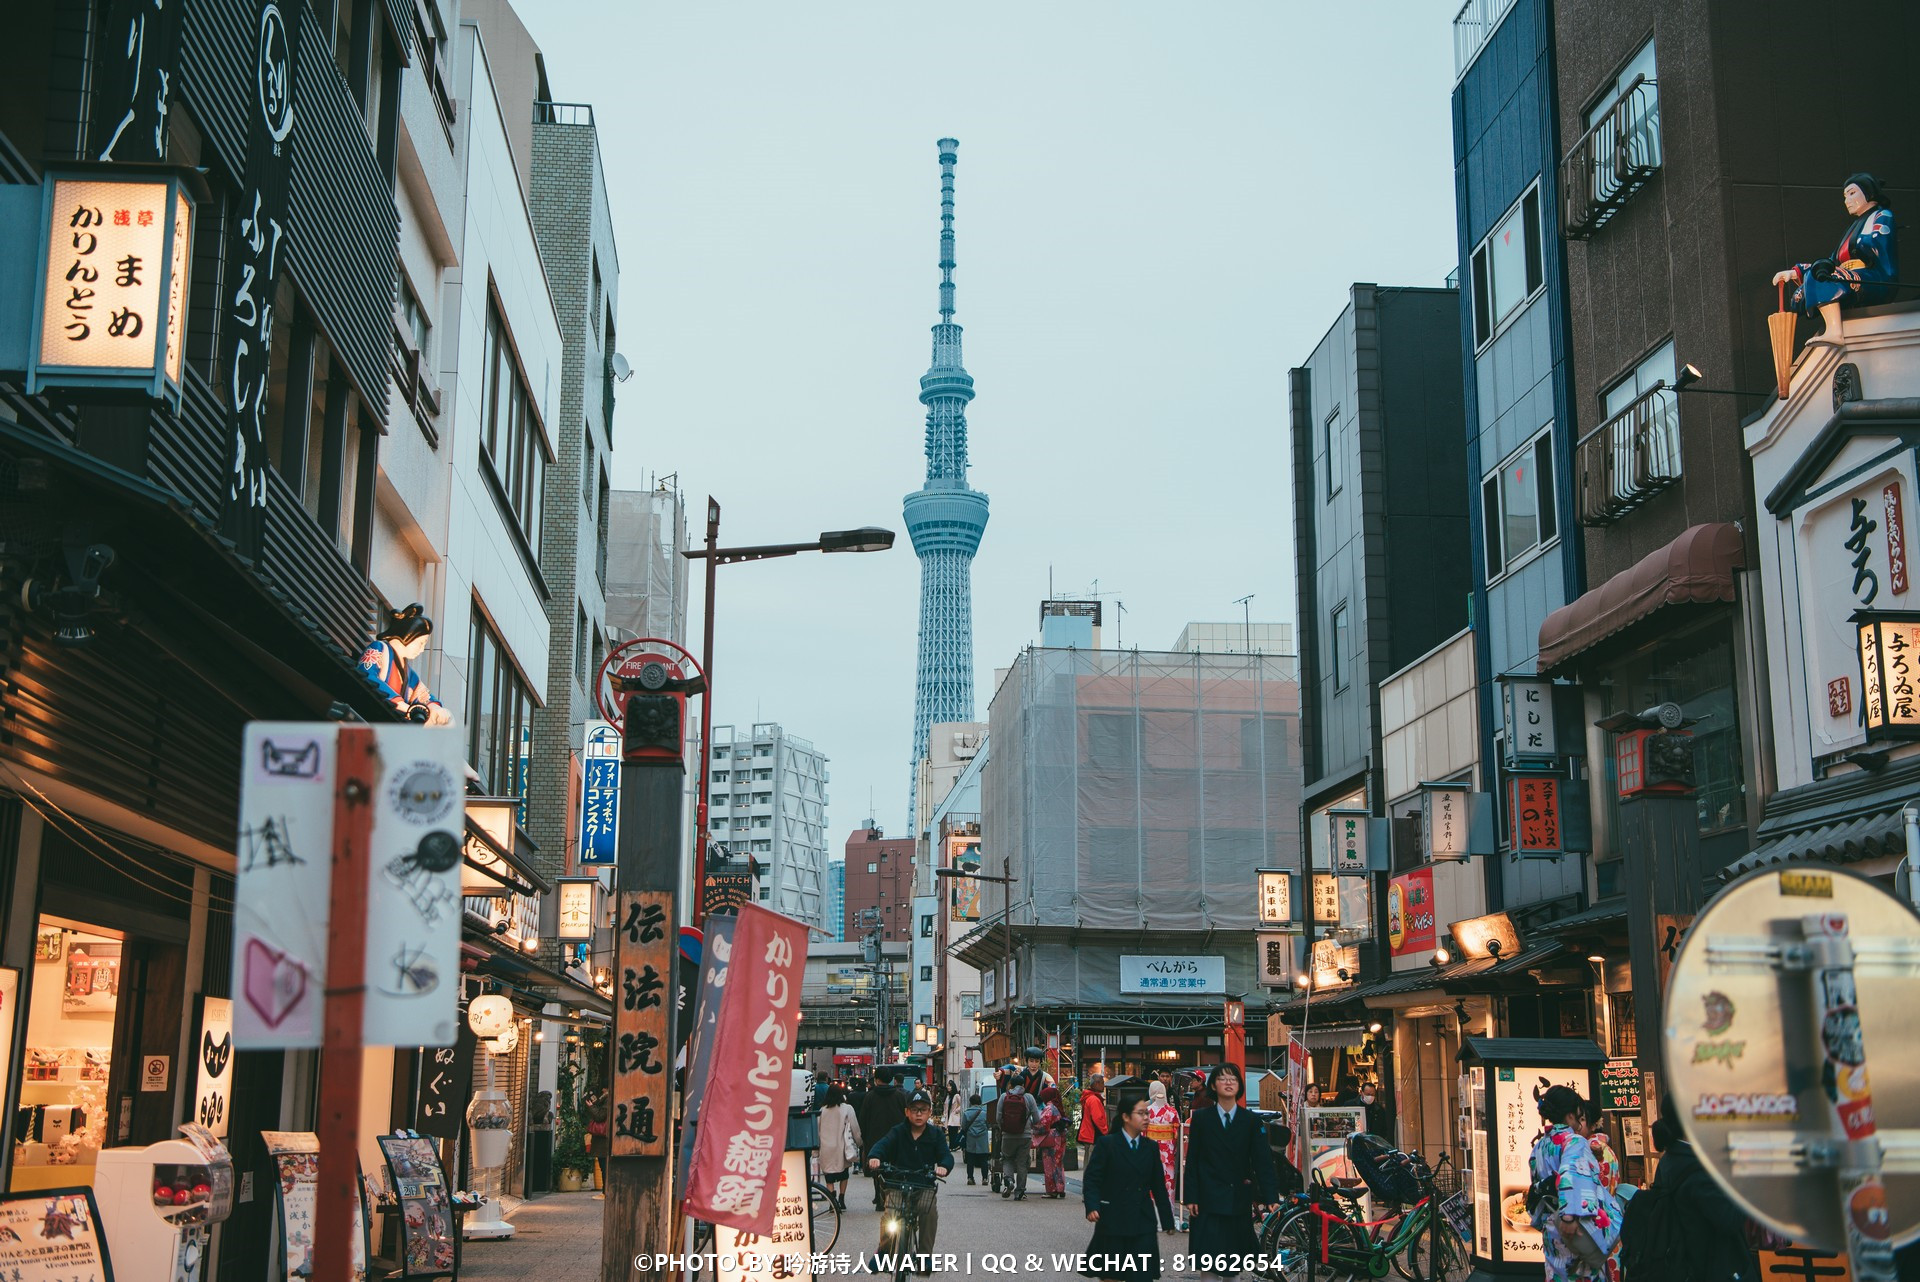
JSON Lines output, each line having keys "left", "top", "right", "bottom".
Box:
{"left": 533, "top": 101, "right": 595, "bottom": 127}
{"left": 1562, "top": 77, "right": 1662, "bottom": 238}
{"left": 1575, "top": 384, "right": 1682, "bottom": 525}
{"left": 1453, "top": 0, "right": 1519, "bottom": 78}
{"left": 390, "top": 317, "right": 443, "bottom": 445}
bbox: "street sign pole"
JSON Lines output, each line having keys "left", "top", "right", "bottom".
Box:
{"left": 313, "top": 726, "right": 376, "bottom": 1282}
{"left": 603, "top": 685, "right": 691, "bottom": 1277}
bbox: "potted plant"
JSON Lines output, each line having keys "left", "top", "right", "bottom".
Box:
{"left": 554, "top": 1062, "right": 593, "bottom": 1191}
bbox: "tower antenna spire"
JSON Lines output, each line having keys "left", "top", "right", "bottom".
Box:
{"left": 937, "top": 137, "right": 958, "bottom": 323}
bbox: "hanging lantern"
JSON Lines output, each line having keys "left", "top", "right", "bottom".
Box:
{"left": 1854, "top": 610, "right": 1920, "bottom": 740}
{"left": 485, "top": 1022, "right": 520, "bottom": 1056}
{"left": 467, "top": 993, "right": 513, "bottom": 1038}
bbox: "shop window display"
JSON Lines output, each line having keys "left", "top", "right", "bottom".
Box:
{"left": 13, "top": 920, "right": 120, "bottom": 1191}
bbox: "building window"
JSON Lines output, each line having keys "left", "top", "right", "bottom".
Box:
{"left": 478, "top": 296, "right": 548, "bottom": 558}
{"left": 920, "top": 966, "right": 933, "bottom": 982}
{"left": 920, "top": 916, "right": 934, "bottom": 938}
{"left": 1482, "top": 428, "right": 1558, "bottom": 579}
{"left": 590, "top": 626, "right": 605, "bottom": 694}
{"left": 575, "top": 603, "right": 588, "bottom": 688}
{"left": 752, "top": 840, "right": 770, "bottom": 853}
{"left": 1324, "top": 405, "right": 1343, "bottom": 500}
{"left": 399, "top": 272, "right": 432, "bottom": 361}
{"left": 1585, "top": 40, "right": 1657, "bottom": 131}
{"left": 466, "top": 608, "right": 535, "bottom": 798}
{"left": 1470, "top": 185, "right": 1544, "bottom": 348}
{"left": 1330, "top": 604, "right": 1350, "bottom": 691}
{"left": 583, "top": 431, "right": 596, "bottom": 510}
{"left": 596, "top": 467, "right": 611, "bottom": 588}
{"left": 713, "top": 771, "right": 729, "bottom": 783}
{"left": 758, "top": 886, "right": 770, "bottom": 901}
{"left": 1602, "top": 339, "right": 1677, "bottom": 419}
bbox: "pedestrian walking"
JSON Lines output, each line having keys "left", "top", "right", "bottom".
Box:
{"left": 1619, "top": 1097, "right": 1759, "bottom": 1282}
{"left": 581, "top": 1086, "right": 611, "bottom": 1197}
{"left": 1575, "top": 1098, "right": 1630, "bottom": 1200}
{"left": 943, "top": 1079, "right": 966, "bottom": 1146}
{"left": 1033, "top": 1084, "right": 1068, "bottom": 1197}
{"left": 1143, "top": 1080, "right": 1182, "bottom": 1228}
{"left": 998, "top": 1079, "right": 1033, "bottom": 1200}
{"left": 960, "top": 1091, "right": 992, "bottom": 1184}
{"left": 1182, "top": 1063, "right": 1277, "bottom": 1278}
{"left": 817, "top": 1084, "right": 863, "bottom": 1211}
{"left": 1078, "top": 1072, "right": 1111, "bottom": 1170}
{"left": 860, "top": 1067, "right": 910, "bottom": 1210}
{"left": 1017, "top": 1045, "right": 1054, "bottom": 1095}
{"left": 867, "top": 1088, "right": 954, "bottom": 1267}
{"left": 1527, "top": 1086, "right": 1621, "bottom": 1282}
{"left": 1080, "top": 1092, "right": 1178, "bottom": 1282}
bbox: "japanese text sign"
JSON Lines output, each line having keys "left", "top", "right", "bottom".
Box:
{"left": 1255, "top": 931, "right": 1294, "bottom": 987}
{"left": 1598, "top": 1059, "right": 1641, "bottom": 1112}
{"left": 1387, "top": 869, "right": 1436, "bottom": 957}
{"left": 684, "top": 904, "right": 810, "bottom": 1235}
{"left": 1120, "top": 955, "right": 1226, "bottom": 994}
{"left": 579, "top": 720, "right": 622, "bottom": 864}
{"left": 30, "top": 174, "right": 194, "bottom": 401}
{"left": 612, "top": 891, "right": 674, "bottom": 1159}
{"left": 1329, "top": 810, "right": 1369, "bottom": 876}
{"left": 1858, "top": 615, "right": 1920, "bottom": 735}
{"left": 1257, "top": 869, "right": 1294, "bottom": 928}
{"left": 556, "top": 878, "right": 597, "bottom": 941}
{"left": 715, "top": 1149, "right": 814, "bottom": 1282}
{"left": 189, "top": 995, "right": 235, "bottom": 1137}
{"left": 0, "top": 1187, "right": 112, "bottom": 1282}
{"left": 233, "top": 723, "right": 465, "bottom": 1049}
{"left": 1507, "top": 774, "right": 1562, "bottom": 855}
{"left": 1423, "top": 786, "right": 1469, "bottom": 862}
{"left": 1312, "top": 873, "right": 1341, "bottom": 925}
{"left": 1501, "top": 677, "right": 1558, "bottom": 762}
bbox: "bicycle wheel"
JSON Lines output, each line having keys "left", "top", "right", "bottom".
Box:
{"left": 1392, "top": 1212, "right": 1465, "bottom": 1282}
{"left": 809, "top": 1181, "right": 841, "bottom": 1253}
{"left": 1263, "top": 1205, "right": 1370, "bottom": 1282}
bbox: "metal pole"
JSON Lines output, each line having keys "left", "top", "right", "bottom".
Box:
{"left": 314, "top": 726, "right": 377, "bottom": 1282}
{"left": 693, "top": 496, "right": 719, "bottom": 928}
{"left": 1902, "top": 804, "right": 1920, "bottom": 909}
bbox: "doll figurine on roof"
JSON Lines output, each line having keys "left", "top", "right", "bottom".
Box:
{"left": 1773, "top": 173, "right": 1899, "bottom": 337}
{"left": 360, "top": 604, "right": 451, "bottom": 724}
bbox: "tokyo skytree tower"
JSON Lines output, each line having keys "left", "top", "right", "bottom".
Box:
{"left": 905, "top": 138, "right": 989, "bottom": 812}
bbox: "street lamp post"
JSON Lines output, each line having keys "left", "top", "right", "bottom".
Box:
{"left": 935, "top": 856, "right": 1017, "bottom": 1049}
{"left": 682, "top": 500, "right": 893, "bottom": 925}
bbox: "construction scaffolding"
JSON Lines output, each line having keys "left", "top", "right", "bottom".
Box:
{"left": 604, "top": 482, "right": 689, "bottom": 645}
{"left": 978, "top": 646, "right": 1303, "bottom": 1008}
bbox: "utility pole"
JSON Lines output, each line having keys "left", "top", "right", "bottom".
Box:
{"left": 602, "top": 664, "right": 700, "bottom": 1277}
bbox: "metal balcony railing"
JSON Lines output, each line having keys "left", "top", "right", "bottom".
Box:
{"left": 1453, "top": 0, "right": 1519, "bottom": 79}
{"left": 1562, "top": 77, "right": 1662, "bottom": 238}
{"left": 1575, "top": 384, "right": 1682, "bottom": 525}
{"left": 534, "top": 101, "right": 595, "bottom": 127}
{"left": 390, "top": 318, "right": 442, "bottom": 442}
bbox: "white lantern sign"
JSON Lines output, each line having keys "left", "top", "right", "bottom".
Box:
{"left": 467, "top": 994, "right": 513, "bottom": 1039}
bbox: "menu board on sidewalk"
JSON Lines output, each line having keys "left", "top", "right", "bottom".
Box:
{"left": 715, "top": 1150, "right": 814, "bottom": 1282}
{"left": 378, "top": 1133, "right": 456, "bottom": 1278}
{"left": 263, "top": 1131, "right": 368, "bottom": 1282}
{"left": 0, "top": 1187, "right": 113, "bottom": 1282}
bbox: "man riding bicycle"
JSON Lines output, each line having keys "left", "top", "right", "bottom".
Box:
{"left": 867, "top": 1087, "right": 953, "bottom": 1266}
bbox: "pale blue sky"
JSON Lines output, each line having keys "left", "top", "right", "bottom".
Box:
{"left": 523, "top": 2, "right": 1461, "bottom": 840}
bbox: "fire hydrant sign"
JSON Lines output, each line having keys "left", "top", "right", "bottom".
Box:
{"left": 233, "top": 723, "right": 465, "bottom": 1049}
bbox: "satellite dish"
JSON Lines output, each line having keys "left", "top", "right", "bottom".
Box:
{"left": 609, "top": 351, "right": 633, "bottom": 382}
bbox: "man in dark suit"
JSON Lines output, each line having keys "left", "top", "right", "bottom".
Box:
{"left": 859, "top": 1068, "right": 909, "bottom": 1209}
{"left": 1182, "top": 1064, "right": 1278, "bottom": 1278}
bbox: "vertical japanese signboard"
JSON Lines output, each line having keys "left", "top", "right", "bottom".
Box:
{"left": 1423, "top": 786, "right": 1469, "bottom": 862}
{"left": 715, "top": 1149, "right": 814, "bottom": 1282}
{"left": 1501, "top": 678, "right": 1558, "bottom": 764}
{"left": 611, "top": 891, "right": 672, "bottom": 1157}
{"left": 556, "top": 878, "right": 597, "bottom": 941}
{"left": 947, "top": 832, "right": 983, "bottom": 921}
{"left": 221, "top": 0, "right": 298, "bottom": 553}
{"left": 1255, "top": 931, "right": 1293, "bottom": 987}
{"left": 35, "top": 178, "right": 187, "bottom": 379}
{"left": 189, "top": 995, "right": 235, "bottom": 1137}
{"left": 1386, "top": 869, "right": 1436, "bottom": 958}
{"left": 1257, "top": 870, "right": 1294, "bottom": 928}
{"left": 1311, "top": 873, "right": 1341, "bottom": 925}
{"left": 579, "top": 720, "right": 621, "bottom": 865}
{"left": 1329, "top": 810, "right": 1369, "bottom": 875}
{"left": 684, "top": 905, "right": 809, "bottom": 1235}
{"left": 1507, "top": 775, "right": 1563, "bottom": 856}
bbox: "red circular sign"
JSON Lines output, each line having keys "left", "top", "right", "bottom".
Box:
{"left": 594, "top": 637, "right": 702, "bottom": 729}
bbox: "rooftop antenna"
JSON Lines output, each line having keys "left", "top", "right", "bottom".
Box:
{"left": 1116, "top": 600, "right": 1127, "bottom": 648}
{"left": 1234, "top": 594, "right": 1255, "bottom": 655}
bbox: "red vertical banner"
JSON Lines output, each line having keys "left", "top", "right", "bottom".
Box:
{"left": 683, "top": 904, "right": 810, "bottom": 1236}
{"left": 611, "top": 890, "right": 673, "bottom": 1157}
{"left": 1508, "top": 775, "right": 1562, "bottom": 854}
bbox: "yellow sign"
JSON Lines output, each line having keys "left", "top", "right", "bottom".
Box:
{"left": 40, "top": 179, "right": 175, "bottom": 367}
{"left": 556, "top": 879, "right": 597, "bottom": 940}
{"left": 1257, "top": 869, "right": 1294, "bottom": 927}
{"left": 1777, "top": 870, "right": 1833, "bottom": 899}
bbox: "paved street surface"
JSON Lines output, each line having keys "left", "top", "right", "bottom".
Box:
{"left": 449, "top": 1169, "right": 1232, "bottom": 1280}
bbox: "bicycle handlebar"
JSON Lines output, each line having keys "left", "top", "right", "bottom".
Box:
{"left": 874, "top": 1163, "right": 945, "bottom": 1190}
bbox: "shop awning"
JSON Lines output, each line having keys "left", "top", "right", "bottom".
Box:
{"left": 462, "top": 806, "right": 552, "bottom": 897}
{"left": 1300, "top": 1026, "right": 1371, "bottom": 1050}
{"left": 1537, "top": 523, "right": 1744, "bottom": 674}
{"left": 948, "top": 913, "right": 1011, "bottom": 970}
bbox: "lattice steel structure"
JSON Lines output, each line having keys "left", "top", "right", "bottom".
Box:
{"left": 905, "top": 138, "right": 990, "bottom": 813}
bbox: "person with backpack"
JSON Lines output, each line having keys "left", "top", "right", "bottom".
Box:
{"left": 960, "top": 1091, "right": 992, "bottom": 1184}
{"left": 998, "top": 1080, "right": 1033, "bottom": 1200}
{"left": 1527, "top": 1086, "right": 1622, "bottom": 1282}
{"left": 859, "top": 1067, "right": 909, "bottom": 1210}
{"left": 1618, "top": 1100, "right": 1760, "bottom": 1282}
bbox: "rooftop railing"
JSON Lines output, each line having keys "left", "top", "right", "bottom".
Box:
{"left": 1453, "top": 0, "right": 1519, "bottom": 79}
{"left": 534, "top": 101, "right": 595, "bottom": 127}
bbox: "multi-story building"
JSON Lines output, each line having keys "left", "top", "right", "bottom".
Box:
{"left": 1174, "top": 621, "right": 1295, "bottom": 657}
{"left": 910, "top": 721, "right": 985, "bottom": 1068}
{"left": 827, "top": 860, "right": 847, "bottom": 942}
{"left": 960, "top": 622, "right": 1301, "bottom": 1074}
{"left": 844, "top": 822, "right": 915, "bottom": 944}
{"left": 605, "top": 481, "right": 691, "bottom": 647}
{"left": 710, "top": 723, "right": 829, "bottom": 930}
{"left": 1451, "top": 0, "right": 1588, "bottom": 923}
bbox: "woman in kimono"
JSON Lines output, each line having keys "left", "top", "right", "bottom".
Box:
{"left": 1033, "top": 1086, "right": 1069, "bottom": 1198}
{"left": 1529, "top": 1087, "right": 1622, "bottom": 1282}
{"left": 1773, "top": 174, "right": 1898, "bottom": 330}
{"left": 1143, "top": 1081, "right": 1183, "bottom": 1229}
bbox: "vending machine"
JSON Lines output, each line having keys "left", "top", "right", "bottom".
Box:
{"left": 94, "top": 1122, "right": 235, "bottom": 1282}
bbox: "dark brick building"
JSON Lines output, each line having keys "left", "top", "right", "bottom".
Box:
{"left": 843, "top": 821, "right": 914, "bottom": 943}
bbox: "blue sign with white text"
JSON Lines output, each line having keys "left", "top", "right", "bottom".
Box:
{"left": 579, "top": 720, "right": 621, "bottom": 864}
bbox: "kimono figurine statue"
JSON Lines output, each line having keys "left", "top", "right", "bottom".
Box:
{"left": 1774, "top": 172, "right": 1899, "bottom": 336}
{"left": 360, "top": 603, "right": 451, "bottom": 724}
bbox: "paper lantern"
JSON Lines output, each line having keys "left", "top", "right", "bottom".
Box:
{"left": 467, "top": 994, "right": 513, "bottom": 1038}
{"left": 485, "top": 1022, "right": 520, "bottom": 1056}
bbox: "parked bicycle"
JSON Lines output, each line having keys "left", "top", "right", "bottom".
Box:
{"left": 872, "top": 1162, "right": 944, "bottom": 1282}
{"left": 1258, "top": 1144, "right": 1464, "bottom": 1282}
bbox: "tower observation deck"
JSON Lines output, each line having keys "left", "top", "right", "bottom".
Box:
{"left": 905, "top": 138, "right": 989, "bottom": 809}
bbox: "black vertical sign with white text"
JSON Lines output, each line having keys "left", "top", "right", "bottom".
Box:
{"left": 220, "top": 0, "right": 298, "bottom": 555}
{"left": 417, "top": 1022, "right": 476, "bottom": 1140}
